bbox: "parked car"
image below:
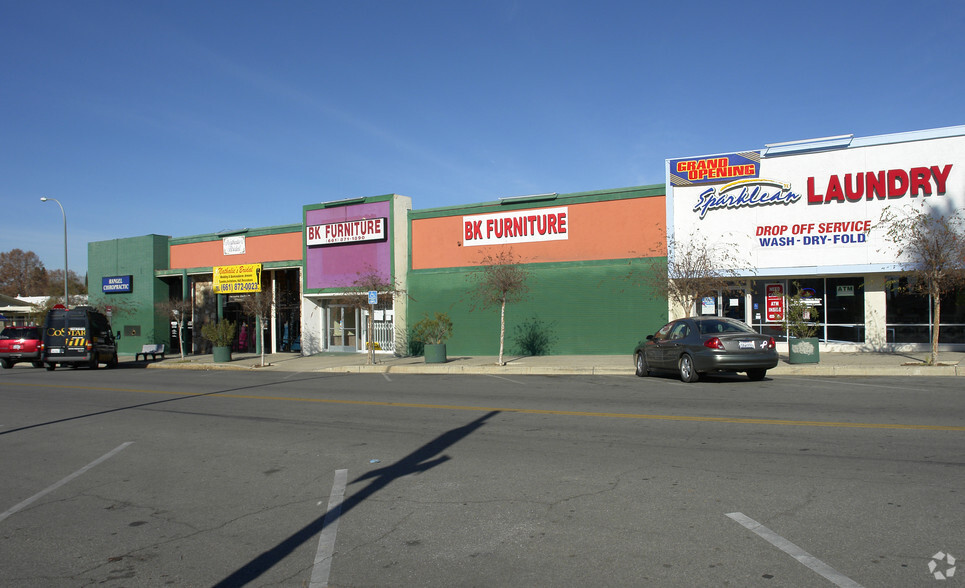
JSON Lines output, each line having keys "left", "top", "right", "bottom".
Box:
{"left": 634, "top": 316, "right": 777, "bottom": 382}
{"left": 41, "top": 306, "right": 119, "bottom": 370}
{"left": 0, "top": 325, "right": 44, "bottom": 369}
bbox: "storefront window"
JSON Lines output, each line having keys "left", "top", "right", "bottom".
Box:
{"left": 750, "top": 279, "right": 788, "bottom": 339}
{"left": 750, "top": 277, "right": 865, "bottom": 343}
{"left": 825, "top": 277, "right": 864, "bottom": 343}
{"left": 886, "top": 276, "right": 965, "bottom": 343}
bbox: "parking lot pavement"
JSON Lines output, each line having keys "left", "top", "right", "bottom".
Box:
{"left": 133, "top": 349, "right": 965, "bottom": 377}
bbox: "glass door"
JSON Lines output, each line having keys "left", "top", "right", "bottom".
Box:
{"left": 721, "top": 288, "right": 746, "bottom": 321}
{"left": 327, "top": 305, "right": 358, "bottom": 352}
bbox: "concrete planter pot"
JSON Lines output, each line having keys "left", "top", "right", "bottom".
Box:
{"left": 212, "top": 346, "right": 232, "bottom": 363}
{"left": 424, "top": 343, "right": 447, "bottom": 364}
{"left": 788, "top": 337, "right": 820, "bottom": 364}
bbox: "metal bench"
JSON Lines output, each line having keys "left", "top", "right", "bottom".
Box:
{"left": 136, "top": 344, "right": 165, "bottom": 361}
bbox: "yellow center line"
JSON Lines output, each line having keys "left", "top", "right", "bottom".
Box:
{"left": 7, "top": 382, "right": 965, "bottom": 431}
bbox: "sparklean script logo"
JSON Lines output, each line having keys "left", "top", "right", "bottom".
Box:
{"left": 807, "top": 164, "right": 952, "bottom": 204}
{"left": 307, "top": 218, "right": 386, "bottom": 246}
{"left": 693, "top": 179, "right": 801, "bottom": 219}
{"left": 670, "top": 152, "right": 760, "bottom": 186}
{"left": 463, "top": 207, "right": 568, "bottom": 246}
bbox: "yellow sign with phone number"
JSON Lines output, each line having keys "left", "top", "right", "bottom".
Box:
{"left": 213, "top": 264, "right": 262, "bottom": 294}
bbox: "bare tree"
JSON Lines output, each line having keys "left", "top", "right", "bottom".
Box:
{"left": 240, "top": 292, "right": 273, "bottom": 367}
{"left": 338, "top": 266, "right": 405, "bottom": 365}
{"left": 46, "top": 268, "right": 87, "bottom": 299}
{"left": 468, "top": 249, "right": 532, "bottom": 366}
{"left": 155, "top": 298, "right": 194, "bottom": 360}
{"left": 0, "top": 249, "right": 48, "bottom": 296}
{"left": 636, "top": 229, "right": 753, "bottom": 318}
{"left": 877, "top": 203, "right": 965, "bottom": 365}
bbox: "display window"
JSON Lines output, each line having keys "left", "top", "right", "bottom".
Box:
{"left": 886, "top": 277, "right": 965, "bottom": 343}
{"left": 750, "top": 277, "right": 865, "bottom": 343}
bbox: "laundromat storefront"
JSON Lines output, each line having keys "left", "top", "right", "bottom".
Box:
{"left": 407, "top": 186, "right": 668, "bottom": 356}
{"left": 300, "top": 194, "right": 411, "bottom": 355}
{"left": 666, "top": 124, "right": 965, "bottom": 350}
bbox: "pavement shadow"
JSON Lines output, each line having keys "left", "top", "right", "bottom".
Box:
{"left": 213, "top": 410, "right": 501, "bottom": 587}
{"left": 0, "top": 372, "right": 359, "bottom": 436}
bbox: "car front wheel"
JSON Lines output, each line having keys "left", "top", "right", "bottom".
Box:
{"left": 635, "top": 352, "right": 650, "bottom": 377}
{"left": 678, "top": 354, "right": 699, "bottom": 383}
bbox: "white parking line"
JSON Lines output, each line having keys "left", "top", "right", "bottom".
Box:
{"left": 310, "top": 469, "right": 348, "bottom": 588}
{"left": 487, "top": 374, "right": 526, "bottom": 385}
{"left": 0, "top": 442, "right": 134, "bottom": 525}
{"left": 726, "top": 512, "right": 863, "bottom": 587}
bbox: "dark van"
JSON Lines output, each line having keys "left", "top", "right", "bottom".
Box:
{"left": 41, "top": 306, "right": 119, "bottom": 370}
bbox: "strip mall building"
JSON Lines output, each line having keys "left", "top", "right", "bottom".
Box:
{"left": 88, "top": 124, "right": 965, "bottom": 357}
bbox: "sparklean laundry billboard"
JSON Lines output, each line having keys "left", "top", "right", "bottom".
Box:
{"left": 666, "top": 128, "right": 965, "bottom": 275}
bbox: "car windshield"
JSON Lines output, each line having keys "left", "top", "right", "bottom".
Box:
{"left": 697, "top": 319, "right": 754, "bottom": 335}
{"left": 1, "top": 327, "right": 39, "bottom": 340}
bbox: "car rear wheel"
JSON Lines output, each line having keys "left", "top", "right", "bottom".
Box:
{"left": 89, "top": 356, "right": 99, "bottom": 370}
{"left": 678, "top": 354, "right": 699, "bottom": 383}
{"left": 747, "top": 369, "right": 766, "bottom": 381}
{"left": 45, "top": 363, "right": 56, "bottom": 371}
{"left": 32, "top": 361, "right": 44, "bottom": 368}
{"left": 107, "top": 354, "right": 118, "bottom": 369}
{"left": 0, "top": 358, "right": 11, "bottom": 369}
{"left": 635, "top": 352, "right": 650, "bottom": 377}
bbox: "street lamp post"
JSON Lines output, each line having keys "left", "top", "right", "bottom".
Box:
{"left": 40, "top": 197, "right": 68, "bottom": 307}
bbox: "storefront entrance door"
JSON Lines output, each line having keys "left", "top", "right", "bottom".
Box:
{"left": 327, "top": 305, "right": 358, "bottom": 352}
{"left": 722, "top": 289, "right": 746, "bottom": 321}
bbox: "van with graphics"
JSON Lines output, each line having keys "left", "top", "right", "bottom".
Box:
{"left": 41, "top": 306, "right": 119, "bottom": 370}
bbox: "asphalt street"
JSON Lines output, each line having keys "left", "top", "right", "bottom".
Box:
{"left": 1, "top": 367, "right": 963, "bottom": 587}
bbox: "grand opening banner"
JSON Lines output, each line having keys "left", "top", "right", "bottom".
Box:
{"left": 666, "top": 129, "right": 965, "bottom": 276}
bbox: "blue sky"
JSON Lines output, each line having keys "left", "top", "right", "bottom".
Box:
{"left": 3, "top": 0, "right": 964, "bottom": 278}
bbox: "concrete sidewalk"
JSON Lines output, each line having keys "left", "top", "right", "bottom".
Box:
{"left": 138, "top": 349, "right": 965, "bottom": 377}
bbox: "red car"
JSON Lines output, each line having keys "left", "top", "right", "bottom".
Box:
{"left": 0, "top": 325, "right": 44, "bottom": 369}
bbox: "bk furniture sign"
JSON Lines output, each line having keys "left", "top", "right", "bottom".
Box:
{"left": 306, "top": 218, "right": 386, "bottom": 246}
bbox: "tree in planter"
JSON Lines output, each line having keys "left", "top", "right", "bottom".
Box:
{"left": 200, "top": 320, "right": 237, "bottom": 351}
{"left": 468, "top": 249, "right": 532, "bottom": 366}
{"left": 240, "top": 291, "right": 273, "bottom": 367}
{"left": 876, "top": 203, "right": 965, "bottom": 365}
{"left": 155, "top": 298, "right": 193, "bottom": 360}
{"left": 780, "top": 286, "right": 819, "bottom": 339}
{"left": 411, "top": 312, "right": 453, "bottom": 346}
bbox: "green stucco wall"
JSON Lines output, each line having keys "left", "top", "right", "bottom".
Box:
{"left": 407, "top": 258, "right": 667, "bottom": 356}
{"left": 88, "top": 234, "right": 171, "bottom": 356}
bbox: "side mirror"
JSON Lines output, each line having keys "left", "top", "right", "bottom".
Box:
{"left": 116, "top": 331, "right": 122, "bottom": 339}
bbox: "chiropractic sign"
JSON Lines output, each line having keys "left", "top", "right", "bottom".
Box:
{"left": 667, "top": 129, "right": 965, "bottom": 274}
{"left": 102, "top": 275, "right": 132, "bottom": 293}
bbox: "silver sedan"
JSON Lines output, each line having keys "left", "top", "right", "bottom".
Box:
{"left": 634, "top": 316, "right": 778, "bottom": 382}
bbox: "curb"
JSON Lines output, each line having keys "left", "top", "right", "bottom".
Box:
{"left": 139, "top": 359, "right": 963, "bottom": 377}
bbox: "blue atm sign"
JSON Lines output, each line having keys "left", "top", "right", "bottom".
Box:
{"left": 102, "top": 275, "right": 132, "bottom": 293}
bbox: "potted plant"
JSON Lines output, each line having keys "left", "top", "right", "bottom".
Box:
{"left": 412, "top": 312, "right": 453, "bottom": 364}
{"left": 201, "top": 320, "right": 237, "bottom": 363}
{"left": 781, "top": 288, "right": 820, "bottom": 364}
